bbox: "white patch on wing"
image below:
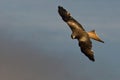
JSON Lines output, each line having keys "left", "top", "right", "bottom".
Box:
{"left": 80, "top": 36, "right": 87, "bottom": 42}
{"left": 67, "top": 21, "right": 76, "bottom": 26}
{"left": 67, "top": 21, "right": 80, "bottom": 29}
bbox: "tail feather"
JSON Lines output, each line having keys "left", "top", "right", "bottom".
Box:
{"left": 87, "top": 30, "right": 104, "bottom": 43}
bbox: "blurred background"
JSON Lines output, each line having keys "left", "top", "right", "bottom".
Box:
{"left": 0, "top": 0, "right": 120, "bottom": 80}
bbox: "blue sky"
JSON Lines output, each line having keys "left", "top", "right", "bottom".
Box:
{"left": 0, "top": 0, "right": 120, "bottom": 80}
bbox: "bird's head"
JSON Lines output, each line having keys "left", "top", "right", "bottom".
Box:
{"left": 71, "top": 34, "right": 76, "bottom": 39}
{"left": 58, "top": 6, "right": 71, "bottom": 22}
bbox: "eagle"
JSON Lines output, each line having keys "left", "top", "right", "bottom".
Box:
{"left": 58, "top": 6, "right": 104, "bottom": 61}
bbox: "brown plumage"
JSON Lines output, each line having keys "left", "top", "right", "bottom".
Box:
{"left": 58, "top": 6, "right": 104, "bottom": 61}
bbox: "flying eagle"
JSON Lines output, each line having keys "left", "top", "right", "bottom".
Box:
{"left": 58, "top": 6, "right": 104, "bottom": 61}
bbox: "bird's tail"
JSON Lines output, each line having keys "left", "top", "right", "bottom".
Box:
{"left": 87, "top": 30, "right": 104, "bottom": 43}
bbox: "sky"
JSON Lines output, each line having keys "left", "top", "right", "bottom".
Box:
{"left": 0, "top": 0, "right": 120, "bottom": 80}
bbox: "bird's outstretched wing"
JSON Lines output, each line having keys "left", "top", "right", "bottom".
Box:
{"left": 58, "top": 6, "right": 85, "bottom": 31}
{"left": 78, "top": 31, "right": 95, "bottom": 61}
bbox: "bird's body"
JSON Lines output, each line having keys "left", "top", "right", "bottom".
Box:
{"left": 58, "top": 6, "right": 104, "bottom": 61}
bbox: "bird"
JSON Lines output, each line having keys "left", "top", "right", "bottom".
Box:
{"left": 58, "top": 6, "right": 104, "bottom": 62}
